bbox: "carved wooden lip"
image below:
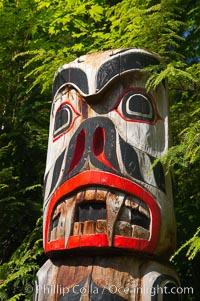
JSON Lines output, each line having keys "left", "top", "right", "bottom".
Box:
{"left": 44, "top": 171, "right": 160, "bottom": 254}
{"left": 49, "top": 188, "right": 150, "bottom": 244}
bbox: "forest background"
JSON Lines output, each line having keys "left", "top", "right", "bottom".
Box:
{"left": 0, "top": 0, "right": 200, "bottom": 300}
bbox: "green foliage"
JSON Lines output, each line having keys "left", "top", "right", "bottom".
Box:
{"left": 160, "top": 117, "right": 200, "bottom": 170}
{"left": 0, "top": 0, "right": 49, "bottom": 264}
{"left": 171, "top": 227, "right": 200, "bottom": 262}
{"left": 15, "top": 48, "right": 76, "bottom": 94}
{"left": 0, "top": 217, "right": 44, "bottom": 301}
{"left": 13, "top": 0, "right": 109, "bottom": 94}
{"left": 106, "top": 0, "right": 184, "bottom": 56}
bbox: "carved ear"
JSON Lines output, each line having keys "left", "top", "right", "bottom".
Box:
{"left": 151, "top": 275, "right": 181, "bottom": 301}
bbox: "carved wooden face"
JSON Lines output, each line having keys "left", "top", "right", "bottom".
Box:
{"left": 43, "top": 49, "right": 176, "bottom": 256}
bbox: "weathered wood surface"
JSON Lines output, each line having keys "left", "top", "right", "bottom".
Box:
{"left": 34, "top": 257, "right": 180, "bottom": 301}
{"left": 35, "top": 48, "right": 179, "bottom": 301}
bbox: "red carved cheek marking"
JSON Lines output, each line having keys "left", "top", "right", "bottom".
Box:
{"left": 67, "top": 129, "right": 86, "bottom": 175}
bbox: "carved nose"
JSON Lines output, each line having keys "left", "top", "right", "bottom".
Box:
{"left": 64, "top": 117, "right": 120, "bottom": 179}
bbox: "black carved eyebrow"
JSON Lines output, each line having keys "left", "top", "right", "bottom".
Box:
{"left": 52, "top": 67, "right": 89, "bottom": 99}
{"left": 96, "top": 52, "right": 159, "bottom": 92}
{"left": 52, "top": 51, "right": 160, "bottom": 100}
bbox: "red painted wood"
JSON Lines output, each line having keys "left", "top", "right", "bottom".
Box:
{"left": 44, "top": 170, "right": 160, "bottom": 254}
{"left": 67, "top": 129, "right": 86, "bottom": 175}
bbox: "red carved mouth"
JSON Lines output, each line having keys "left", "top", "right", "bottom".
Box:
{"left": 44, "top": 171, "right": 160, "bottom": 255}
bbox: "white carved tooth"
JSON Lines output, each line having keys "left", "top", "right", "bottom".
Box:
{"left": 96, "top": 188, "right": 108, "bottom": 201}
{"left": 83, "top": 220, "right": 95, "bottom": 235}
{"left": 76, "top": 190, "right": 85, "bottom": 204}
{"left": 130, "top": 197, "right": 140, "bottom": 209}
{"left": 50, "top": 228, "right": 57, "bottom": 241}
{"left": 125, "top": 198, "right": 131, "bottom": 207}
{"left": 125, "top": 197, "right": 139, "bottom": 209}
{"left": 57, "top": 215, "right": 65, "bottom": 239}
{"left": 73, "top": 222, "right": 84, "bottom": 235}
{"left": 56, "top": 202, "right": 66, "bottom": 239}
{"left": 64, "top": 197, "right": 76, "bottom": 247}
{"left": 106, "top": 192, "right": 125, "bottom": 246}
{"left": 139, "top": 204, "right": 150, "bottom": 218}
{"left": 52, "top": 208, "right": 58, "bottom": 220}
{"left": 96, "top": 220, "right": 107, "bottom": 234}
{"left": 132, "top": 225, "right": 150, "bottom": 239}
{"left": 118, "top": 207, "right": 131, "bottom": 223}
{"left": 85, "top": 188, "right": 96, "bottom": 201}
{"left": 115, "top": 221, "right": 132, "bottom": 237}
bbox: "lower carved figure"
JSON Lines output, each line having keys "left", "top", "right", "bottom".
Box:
{"left": 35, "top": 257, "right": 180, "bottom": 301}
{"left": 34, "top": 49, "right": 180, "bottom": 301}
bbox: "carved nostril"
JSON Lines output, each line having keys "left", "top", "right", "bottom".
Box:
{"left": 92, "top": 126, "right": 117, "bottom": 171}
{"left": 67, "top": 129, "right": 85, "bottom": 175}
{"left": 93, "top": 127, "right": 105, "bottom": 156}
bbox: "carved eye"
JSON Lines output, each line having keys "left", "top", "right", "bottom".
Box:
{"left": 53, "top": 102, "right": 80, "bottom": 140}
{"left": 116, "top": 89, "right": 157, "bottom": 123}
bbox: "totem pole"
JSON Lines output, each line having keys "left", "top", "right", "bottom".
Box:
{"left": 34, "top": 48, "right": 181, "bottom": 301}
